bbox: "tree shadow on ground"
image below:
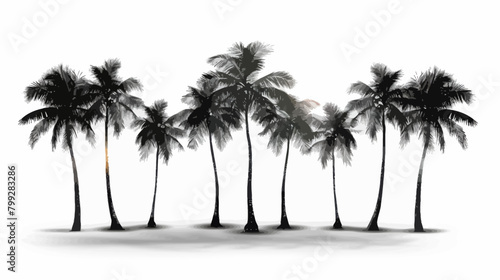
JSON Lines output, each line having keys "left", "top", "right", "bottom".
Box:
{"left": 319, "top": 225, "right": 447, "bottom": 234}
{"left": 27, "top": 222, "right": 442, "bottom": 251}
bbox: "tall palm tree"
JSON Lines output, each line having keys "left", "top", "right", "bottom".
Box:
{"left": 133, "top": 100, "right": 184, "bottom": 228}
{"left": 19, "top": 65, "right": 95, "bottom": 231}
{"left": 173, "top": 74, "right": 241, "bottom": 228}
{"left": 400, "top": 67, "right": 477, "bottom": 232}
{"left": 208, "top": 42, "right": 295, "bottom": 232}
{"left": 87, "top": 59, "right": 143, "bottom": 230}
{"left": 258, "top": 97, "right": 318, "bottom": 229}
{"left": 347, "top": 63, "right": 407, "bottom": 231}
{"left": 308, "top": 103, "right": 357, "bottom": 229}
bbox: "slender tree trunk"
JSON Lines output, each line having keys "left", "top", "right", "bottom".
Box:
{"left": 104, "top": 106, "right": 123, "bottom": 230}
{"left": 209, "top": 130, "right": 222, "bottom": 228}
{"left": 147, "top": 146, "right": 160, "bottom": 228}
{"left": 69, "top": 143, "right": 81, "bottom": 232}
{"left": 244, "top": 107, "right": 259, "bottom": 232}
{"left": 332, "top": 149, "right": 342, "bottom": 229}
{"left": 414, "top": 145, "right": 428, "bottom": 232}
{"left": 367, "top": 113, "right": 386, "bottom": 231}
{"left": 277, "top": 137, "right": 291, "bottom": 229}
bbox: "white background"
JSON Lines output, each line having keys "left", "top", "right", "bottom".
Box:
{"left": 1, "top": 0, "right": 499, "bottom": 279}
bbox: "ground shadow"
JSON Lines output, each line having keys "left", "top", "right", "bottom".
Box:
{"left": 191, "top": 223, "right": 240, "bottom": 230}
{"left": 261, "top": 224, "right": 310, "bottom": 231}
{"left": 39, "top": 228, "right": 74, "bottom": 233}
{"left": 26, "top": 222, "right": 435, "bottom": 251}
{"left": 39, "top": 223, "right": 171, "bottom": 233}
{"left": 320, "top": 225, "right": 447, "bottom": 234}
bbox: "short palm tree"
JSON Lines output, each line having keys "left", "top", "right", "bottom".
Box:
{"left": 87, "top": 59, "right": 143, "bottom": 230}
{"left": 133, "top": 100, "right": 184, "bottom": 228}
{"left": 173, "top": 74, "right": 241, "bottom": 228}
{"left": 308, "top": 103, "right": 357, "bottom": 229}
{"left": 208, "top": 42, "right": 295, "bottom": 232}
{"left": 400, "top": 67, "right": 477, "bottom": 232}
{"left": 347, "top": 63, "right": 407, "bottom": 231}
{"left": 19, "top": 65, "right": 95, "bottom": 231}
{"left": 258, "top": 97, "right": 318, "bottom": 229}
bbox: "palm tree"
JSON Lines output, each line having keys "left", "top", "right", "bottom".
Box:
{"left": 308, "top": 103, "right": 357, "bottom": 229}
{"left": 133, "top": 100, "right": 184, "bottom": 228}
{"left": 347, "top": 63, "right": 407, "bottom": 231}
{"left": 258, "top": 98, "right": 318, "bottom": 229}
{"left": 19, "top": 65, "right": 95, "bottom": 231}
{"left": 208, "top": 42, "right": 295, "bottom": 232}
{"left": 173, "top": 74, "right": 241, "bottom": 228}
{"left": 87, "top": 59, "right": 143, "bottom": 230}
{"left": 400, "top": 67, "right": 477, "bottom": 232}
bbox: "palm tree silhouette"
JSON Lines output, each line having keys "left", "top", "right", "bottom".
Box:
{"left": 347, "top": 63, "right": 407, "bottom": 231}
{"left": 400, "top": 67, "right": 477, "bottom": 232}
{"left": 173, "top": 74, "right": 241, "bottom": 228}
{"left": 308, "top": 103, "right": 357, "bottom": 229}
{"left": 87, "top": 59, "right": 143, "bottom": 230}
{"left": 258, "top": 97, "right": 318, "bottom": 229}
{"left": 19, "top": 65, "right": 95, "bottom": 231}
{"left": 133, "top": 100, "right": 184, "bottom": 228}
{"left": 208, "top": 42, "right": 295, "bottom": 232}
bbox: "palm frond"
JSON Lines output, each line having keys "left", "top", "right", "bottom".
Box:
{"left": 439, "top": 109, "right": 477, "bottom": 127}
{"left": 385, "top": 103, "right": 407, "bottom": 131}
{"left": 309, "top": 139, "right": 332, "bottom": 168}
{"left": 19, "top": 107, "right": 59, "bottom": 125}
{"left": 28, "top": 118, "right": 54, "bottom": 148}
{"left": 253, "top": 71, "right": 295, "bottom": 89}
{"left": 348, "top": 81, "right": 374, "bottom": 96}
{"left": 50, "top": 119, "right": 65, "bottom": 150}
{"left": 440, "top": 118, "right": 468, "bottom": 149}
{"left": 120, "top": 77, "right": 143, "bottom": 93}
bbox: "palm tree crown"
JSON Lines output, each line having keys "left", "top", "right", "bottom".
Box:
{"left": 401, "top": 67, "right": 477, "bottom": 151}
{"left": 208, "top": 42, "right": 296, "bottom": 117}
{"left": 176, "top": 74, "right": 242, "bottom": 150}
{"left": 347, "top": 63, "right": 407, "bottom": 138}
{"left": 87, "top": 58, "right": 143, "bottom": 133}
{"left": 309, "top": 103, "right": 357, "bottom": 167}
{"left": 134, "top": 100, "right": 185, "bottom": 163}
{"left": 258, "top": 98, "right": 318, "bottom": 155}
{"left": 20, "top": 65, "right": 94, "bottom": 149}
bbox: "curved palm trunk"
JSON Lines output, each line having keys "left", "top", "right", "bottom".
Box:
{"left": 147, "top": 146, "right": 160, "bottom": 228}
{"left": 104, "top": 107, "right": 123, "bottom": 230}
{"left": 332, "top": 150, "right": 342, "bottom": 229}
{"left": 244, "top": 108, "right": 259, "bottom": 232}
{"left": 414, "top": 145, "right": 428, "bottom": 232}
{"left": 277, "top": 137, "right": 291, "bottom": 229}
{"left": 367, "top": 113, "right": 386, "bottom": 231}
{"left": 69, "top": 144, "right": 81, "bottom": 232}
{"left": 208, "top": 130, "right": 222, "bottom": 228}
